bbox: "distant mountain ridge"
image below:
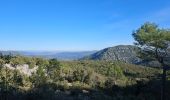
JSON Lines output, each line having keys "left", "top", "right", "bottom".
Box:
{"left": 82, "top": 45, "right": 141, "bottom": 64}
{"left": 0, "top": 50, "right": 97, "bottom": 60}
{"left": 1, "top": 45, "right": 169, "bottom": 65}
{"left": 0, "top": 45, "right": 140, "bottom": 62}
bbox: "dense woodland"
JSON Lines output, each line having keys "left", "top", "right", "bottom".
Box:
{"left": 0, "top": 22, "right": 170, "bottom": 100}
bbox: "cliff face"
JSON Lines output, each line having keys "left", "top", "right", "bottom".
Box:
{"left": 83, "top": 45, "right": 141, "bottom": 64}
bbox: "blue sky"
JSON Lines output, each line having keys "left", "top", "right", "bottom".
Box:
{"left": 0, "top": 0, "right": 170, "bottom": 51}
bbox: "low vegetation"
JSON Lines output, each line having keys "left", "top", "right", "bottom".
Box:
{"left": 0, "top": 54, "right": 169, "bottom": 100}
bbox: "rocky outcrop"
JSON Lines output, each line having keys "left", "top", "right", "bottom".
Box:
{"left": 4, "top": 64, "right": 38, "bottom": 76}
{"left": 82, "top": 45, "right": 141, "bottom": 64}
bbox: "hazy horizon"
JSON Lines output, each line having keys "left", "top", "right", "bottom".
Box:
{"left": 0, "top": 49, "right": 98, "bottom": 52}
{"left": 0, "top": 0, "right": 170, "bottom": 51}
{"left": 0, "top": 44, "right": 132, "bottom": 51}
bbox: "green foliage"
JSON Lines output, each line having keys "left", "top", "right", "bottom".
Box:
{"left": 71, "top": 81, "right": 90, "bottom": 89}
{"left": 47, "top": 59, "right": 60, "bottom": 78}
{"left": 0, "top": 53, "right": 13, "bottom": 63}
{"left": 133, "top": 22, "right": 170, "bottom": 48}
{"left": 35, "top": 58, "right": 49, "bottom": 66}
{"left": 72, "top": 66, "right": 88, "bottom": 82}
{"left": 24, "top": 57, "right": 36, "bottom": 69}
{"left": 0, "top": 54, "right": 168, "bottom": 100}
{"left": 13, "top": 70, "right": 24, "bottom": 86}
{"left": 10, "top": 56, "right": 25, "bottom": 67}
{"left": 105, "top": 77, "right": 116, "bottom": 89}
{"left": 31, "top": 66, "right": 49, "bottom": 87}
{"left": 132, "top": 22, "right": 170, "bottom": 64}
{"left": 0, "top": 58, "right": 5, "bottom": 67}
{"left": 0, "top": 67, "right": 28, "bottom": 93}
{"left": 106, "top": 62, "right": 124, "bottom": 78}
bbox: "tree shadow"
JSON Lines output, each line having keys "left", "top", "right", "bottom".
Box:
{"left": 105, "top": 79, "right": 170, "bottom": 100}
{"left": 0, "top": 78, "right": 170, "bottom": 100}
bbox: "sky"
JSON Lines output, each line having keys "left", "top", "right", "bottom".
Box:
{"left": 0, "top": 0, "right": 170, "bottom": 51}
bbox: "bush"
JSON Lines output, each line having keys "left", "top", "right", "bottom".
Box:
{"left": 106, "top": 63, "right": 124, "bottom": 78}
{"left": 10, "top": 56, "right": 25, "bottom": 67}
{"left": 72, "top": 67, "right": 93, "bottom": 84}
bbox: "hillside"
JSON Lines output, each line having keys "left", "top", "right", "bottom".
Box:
{"left": 1, "top": 54, "right": 166, "bottom": 100}
{"left": 82, "top": 45, "right": 141, "bottom": 64}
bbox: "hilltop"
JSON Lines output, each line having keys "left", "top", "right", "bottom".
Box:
{"left": 82, "top": 45, "right": 140, "bottom": 64}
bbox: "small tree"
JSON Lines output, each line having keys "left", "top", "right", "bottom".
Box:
{"left": 106, "top": 62, "right": 124, "bottom": 78}
{"left": 29, "top": 58, "right": 49, "bottom": 87}
{"left": 35, "top": 58, "right": 49, "bottom": 69}
{"left": 0, "top": 59, "right": 5, "bottom": 68}
{"left": 132, "top": 22, "right": 170, "bottom": 100}
{"left": 13, "top": 70, "right": 24, "bottom": 87}
{"left": 10, "top": 56, "right": 25, "bottom": 67}
{"left": 0, "top": 53, "right": 3, "bottom": 59}
{"left": 3, "top": 53, "right": 13, "bottom": 63}
{"left": 47, "top": 59, "right": 60, "bottom": 78}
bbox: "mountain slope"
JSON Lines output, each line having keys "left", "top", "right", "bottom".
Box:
{"left": 82, "top": 45, "right": 140, "bottom": 64}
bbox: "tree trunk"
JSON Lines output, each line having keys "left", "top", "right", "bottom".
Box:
{"left": 161, "top": 66, "right": 166, "bottom": 100}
